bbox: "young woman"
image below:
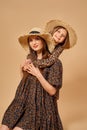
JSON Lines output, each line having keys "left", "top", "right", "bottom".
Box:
{"left": 22, "top": 19, "right": 77, "bottom": 69}
{"left": 0, "top": 28, "right": 63, "bottom": 130}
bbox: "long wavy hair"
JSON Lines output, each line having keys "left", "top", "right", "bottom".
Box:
{"left": 22, "top": 36, "right": 50, "bottom": 81}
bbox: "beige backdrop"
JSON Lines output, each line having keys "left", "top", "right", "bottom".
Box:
{"left": 0, "top": 0, "right": 87, "bottom": 130}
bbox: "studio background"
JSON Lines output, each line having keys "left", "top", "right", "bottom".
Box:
{"left": 0, "top": 0, "right": 87, "bottom": 130}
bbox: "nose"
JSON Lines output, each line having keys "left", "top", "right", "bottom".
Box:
{"left": 32, "top": 39, "right": 37, "bottom": 44}
{"left": 58, "top": 33, "right": 62, "bottom": 38}
{"left": 56, "top": 32, "right": 61, "bottom": 38}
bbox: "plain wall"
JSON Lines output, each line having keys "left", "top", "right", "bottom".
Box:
{"left": 0, "top": 0, "right": 87, "bottom": 130}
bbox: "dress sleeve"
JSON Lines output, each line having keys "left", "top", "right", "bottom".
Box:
{"left": 47, "top": 60, "right": 63, "bottom": 99}
{"left": 33, "top": 46, "right": 63, "bottom": 68}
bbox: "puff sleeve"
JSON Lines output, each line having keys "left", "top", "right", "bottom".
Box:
{"left": 47, "top": 59, "right": 63, "bottom": 99}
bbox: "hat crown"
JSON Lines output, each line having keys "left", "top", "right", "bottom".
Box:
{"left": 29, "top": 27, "right": 44, "bottom": 34}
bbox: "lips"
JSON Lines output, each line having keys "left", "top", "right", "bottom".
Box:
{"left": 33, "top": 45, "right": 38, "bottom": 48}
{"left": 56, "top": 36, "right": 60, "bottom": 40}
{"left": 55, "top": 36, "right": 60, "bottom": 41}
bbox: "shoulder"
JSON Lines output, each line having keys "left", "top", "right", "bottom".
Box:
{"left": 53, "top": 45, "right": 63, "bottom": 53}
{"left": 53, "top": 59, "right": 63, "bottom": 68}
{"left": 49, "top": 59, "right": 63, "bottom": 72}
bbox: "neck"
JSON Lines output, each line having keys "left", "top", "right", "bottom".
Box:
{"left": 37, "top": 51, "right": 42, "bottom": 59}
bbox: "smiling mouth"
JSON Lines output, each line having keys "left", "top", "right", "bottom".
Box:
{"left": 33, "top": 45, "right": 38, "bottom": 48}
{"left": 55, "top": 35, "right": 60, "bottom": 40}
{"left": 56, "top": 37, "right": 60, "bottom": 40}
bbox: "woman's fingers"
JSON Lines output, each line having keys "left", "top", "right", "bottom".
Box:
{"left": 21, "top": 59, "right": 32, "bottom": 69}
{"left": 22, "top": 60, "right": 32, "bottom": 72}
{"left": 27, "top": 63, "right": 40, "bottom": 76}
{"left": 23, "top": 65, "right": 30, "bottom": 71}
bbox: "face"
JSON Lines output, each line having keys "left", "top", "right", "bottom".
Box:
{"left": 52, "top": 28, "right": 67, "bottom": 46}
{"left": 29, "top": 36, "right": 44, "bottom": 53}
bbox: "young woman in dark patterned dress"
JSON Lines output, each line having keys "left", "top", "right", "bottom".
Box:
{"left": 0, "top": 28, "right": 63, "bottom": 130}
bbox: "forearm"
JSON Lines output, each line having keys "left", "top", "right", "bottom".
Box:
{"left": 36, "top": 72, "right": 56, "bottom": 96}
{"left": 34, "top": 46, "right": 63, "bottom": 68}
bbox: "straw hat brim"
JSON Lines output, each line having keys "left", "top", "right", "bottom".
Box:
{"left": 45, "top": 19, "right": 77, "bottom": 49}
{"left": 18, "top": 33, "right": 55, "bottom": 53}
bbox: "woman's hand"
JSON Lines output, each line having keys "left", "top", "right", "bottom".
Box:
{"left": 27, "top": 63, "right": 41, "bottom": 77}
{"left": 21, "top": 59, "right": 32, "bottom": 72}
{"left": 25, "top": 63, "right": 56, "bottom": 96}
{"left": 27, "top": 63, "right": 56, "bottom": 96}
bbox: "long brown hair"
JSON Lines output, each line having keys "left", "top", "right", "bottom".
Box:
{"left": 50, "top": 26, "right": 69, "bottom": 48}
{"left": 22, "top": 36, "right": 50, "bottom": 81}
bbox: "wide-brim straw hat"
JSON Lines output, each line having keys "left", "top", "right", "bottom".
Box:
{"left": 45, "top": 19, "right": 77, "bottom": 49}
{"left": 18, "top": 27, "right": 54, "bottom": 53}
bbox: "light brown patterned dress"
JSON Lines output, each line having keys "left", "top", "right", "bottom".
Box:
{"left": 2, "top": 59, "right": 63, "bottom": 130}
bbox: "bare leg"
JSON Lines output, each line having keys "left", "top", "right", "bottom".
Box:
{"left": 13, "top": 127, "right": 23, "bottom": 130}
{"left": 0, "top": 125, "right": 10, "bottom": 130}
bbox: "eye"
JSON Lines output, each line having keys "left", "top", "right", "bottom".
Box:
{"left": 57, "top": 30, "right": 61, "bottom": 33}
{"left": 61, "top": 34, "right": 66, "bottom": 38}
{"left": 35, "top": 36, "right": 41, "bottom": 40}
{"left": 29, "top": 38, "right": 33, "bottom": 42}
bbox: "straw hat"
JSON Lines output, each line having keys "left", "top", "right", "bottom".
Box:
{"left": 45, "top": 19, "right": 77, "bottom": 49}
{"left": 18, "top": 27, "right": 54, "bottom": 53}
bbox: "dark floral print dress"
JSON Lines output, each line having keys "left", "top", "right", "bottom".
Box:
{"left": 2, "top": 59, "right": 63, "bottom": 130}
{"left": 33, "top": 45, "right": 63, "bottom": 68}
